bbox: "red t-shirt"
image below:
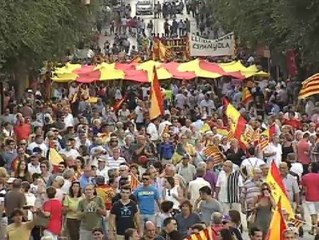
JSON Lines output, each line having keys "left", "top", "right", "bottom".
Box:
{"left": 282, "top": 119, "right": 301, "bottom": 129}
{"left": 302, "top": 173, "right": 319, "bottom": 201}
{"left": 43, "top": 198, "right": 63, "bottom": 235}
{"left": 14, "top": 123, "right": 31, "bottom": 141}
{"left": 297, "top": 139, "right": 311, "bottom": 165}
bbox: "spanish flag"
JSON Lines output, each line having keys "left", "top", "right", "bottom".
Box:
{"left": 149, "top": 67, "right": 164, "bottom": 120}
{"left": 48, "top": 148, "right": 64, "bottom": 166}
{"left": 185, "top": 227, "right": 214, "bottom": 240}
{"left": 112, "top": 93, "right": 127, "bottom": 112}
{"left": 298, "top": 73, "right": 319, "bottom": 99}
{"left": 223, "top": 98, "right": 247, "bottom": 148}
{"left": 259, "top": 124, "right": 276, "bottom": 150}
{"left": 266, "top": 197, "right": 287, "bottom": 240}
{"left": 242, "top": 87, "right": 253, "bottom": 105}
{"left": 266, "top": 161, "right": 294, "bottom": 218}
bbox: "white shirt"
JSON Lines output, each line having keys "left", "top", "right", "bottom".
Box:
{"left": 28, "top": 142, "right": 48, "bottom": 157}
{"left": 25, "top": 193, "right": 36, "bottom": 220}
{"left": 216, "top": 170, "right": 243, "bottom": 203}
{"left": 59, "top": 148, "right": 80, "bottom": 159}
{"left": 107, "top": 156, "right": 126, "bottom": 169}
{"left": 135, "top": 106, "right": 144, "bottom": 123}
{"left": 28, "top": 163, "right": 41, "bottom": 176}
{"left": 290, "top": 163, "right": 303, "bottom": 179}
{"left": 61, "top": 179, "right": 72, "bottom": 194}
{"left": 164, "top": 186, "right": 180, "bottom": 209}
{"left": 188, "top": 177, "right": 211, "bottom": 205}
{"left": 264, "top": 142, "right": 282, "bottom": 167}
{"left": 147, "top": 122, "right": 159, "bottom": 141}
{"left": 96, "top": 166, "right": 110, "bottom": 183}
{"left": 64, "top": 113, "right": 75, "bottom": 128}
{"left": 158, "top": 120, "right": 172, "bottom": 136}
{"left": 241, "top": 157, "right": 265, "bottom": 177}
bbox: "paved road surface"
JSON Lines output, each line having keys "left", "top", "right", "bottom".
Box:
{"left": 99, "top": 0, "right": 197, "bottom": 48}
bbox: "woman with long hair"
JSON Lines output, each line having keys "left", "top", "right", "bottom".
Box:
{"left": 162, "top": 177, "right": 184, "bottom": 212}
{"left": 63, "top": 181, "right": 83, "bottom": 240}
{"left": 252, "top": 182, "right": 276, "bottom": 238}
{"left": 14, "top": 160, "right": 32, "bottom": 182}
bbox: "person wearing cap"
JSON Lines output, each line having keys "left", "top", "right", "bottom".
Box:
{"left": 96, "top": 157, "right": 109, "bottom": 183}
{"left": 59, "top": 140, "right": 80, "bottom": 159}
{"left": 28, "top": 153, "right": 41, "bottom": 176}
{"left": 175, "top": 154, "right": 196, "bottom": 185}
{"left": 27, "top": 135, "right": 48, "bottom": 157}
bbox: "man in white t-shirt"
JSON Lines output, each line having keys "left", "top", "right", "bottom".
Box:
{"left": 188, "top": 168, "right": 211, "bottom": 205}
{"left": 263, "top": 136, "right": 282, "bottom": 166}
{"left": 241, "top": 147, "right": 265, "bottom": 178}
{"left": 147, "top": 119, "right": 159, "bottom": 141}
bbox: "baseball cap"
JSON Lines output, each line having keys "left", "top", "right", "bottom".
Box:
{"left": 222, "top": 214, "right": 231, "bottom": 223}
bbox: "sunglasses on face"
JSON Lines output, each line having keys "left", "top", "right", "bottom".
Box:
{"left": 142, "top": 178, "right": 150, "bottom": 181}
{"left": 262, "top": 188, "right": 269, "bottom": 191}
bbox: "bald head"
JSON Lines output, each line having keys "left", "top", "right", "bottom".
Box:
{"left": 144, "top": 221, "right": 156, "bottom": 238}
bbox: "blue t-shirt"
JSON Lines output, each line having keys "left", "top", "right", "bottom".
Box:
{"left": 133, "top": 185, "right": 159, "bottom": 215}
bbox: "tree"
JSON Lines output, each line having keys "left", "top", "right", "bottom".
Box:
{"left": 210, "top": 0, "right": 319, "bottom": 72}
{"left": 0, "top": 0, "right": 101, "bottom": 95}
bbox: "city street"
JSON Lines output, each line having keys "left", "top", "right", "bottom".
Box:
{"left": 99, "top": 0, "right": 197, "bottom": 48}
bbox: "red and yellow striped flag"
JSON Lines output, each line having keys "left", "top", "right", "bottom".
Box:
{"left": 266, "top": 198, "right": 288, "bottom": 240}
{"left": 266, "top": 161, "right": 294, "bottom": 218}
{"left": 242, "top": 87, "right": 253, "bottom": 105}
{"left": 149, "top": 67, "right": 164, "bottom": 120}
{"left": 159, "top": 41, "right": 172, "bottom": 62}
{"left": 298, "top": 73, "right": 319, "bottom": 99}
{"left": 185, "top": 227, "right": 214, "bottom": 240}
{"left": 288, "top": 218, "right": 303, "bottom": 229}
{"left": 259, "top": 124, "right": 276, "bottom": 150}
{"left": 152, "top": 39, "right": 160, "bottom": 60}
{"left": 203, "top": 145, "right": 224, "bottom": 166}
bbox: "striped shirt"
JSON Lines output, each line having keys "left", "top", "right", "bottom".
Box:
{"left": 216, "top": 170, "right": 243, "bottom": 203}
{"left": 241, "top": 179, "right": 262, "bottom": 209}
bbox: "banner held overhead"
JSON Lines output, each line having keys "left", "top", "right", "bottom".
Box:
{"left": 189, "top": 32, "right": 235, "bottom": 57}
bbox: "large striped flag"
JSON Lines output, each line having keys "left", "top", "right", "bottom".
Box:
{"left": 266, "top": 198, "right": 287, "bottom": 240}
{"left": 152, "top": 39, "right": 160, "bottom": 60}
{"left": 185, "top": 227, "right": 214, "bottom": 240}
{"left": 242, "top": 87, "right": 253, "bottom": 105}
{"left": 149, "top": 67, "right": 164, "bottom": 120}
{"left": 203, "top": 145, "right": 224, "bottom": 166}
{"left": 266, "top": 161, "right": 294, "bottom": 218}
{"left": 223, "top": 98, "right": 247, "bottom": 139}
{"left": 259, "top": 124, "right": 276, "bottom": 150}
{"left": 298, "top": 73, "right": 319, "bottom": 99}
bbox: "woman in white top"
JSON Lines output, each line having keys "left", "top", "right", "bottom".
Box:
{"left": 162, "top": 176, "right": 184, "bottom": 211}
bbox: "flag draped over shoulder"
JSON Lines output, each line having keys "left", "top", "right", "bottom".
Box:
{"left": 149, "top": 67, "right": 164, "bottom": 120}
{"left": 242, "top": 87, "right": 253, "bottom": 105}
{"left": 298, "top": 73, "right": 319, "bottom": 99}
{"left": 185, "top": 227, "right": 214, "bottom": 240}
{"left": 259, "top": 124, "right": 276, "bottom": 150}
{"left": 266, "top": 161, "right": 294, "bottom": 218}
{"left": 266, "top": 198, "right": 287, "bottom": 240}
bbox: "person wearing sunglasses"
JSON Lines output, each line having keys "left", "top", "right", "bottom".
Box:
{"left": 133, "top": 172, "right": 161, "bottom": 225}
{"left": 252, "top": 182, "right": 276, "bottom": 238}
{"left": 158, "top": 217, "right": 178, "bottom": 240}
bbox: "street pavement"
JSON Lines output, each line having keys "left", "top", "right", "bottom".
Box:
{"left": 99, "top": 0, "right": 197, "bottom": 48}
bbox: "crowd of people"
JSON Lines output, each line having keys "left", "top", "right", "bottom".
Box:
{"left": 0, "top": 69, "right": 318, "bottom": 240}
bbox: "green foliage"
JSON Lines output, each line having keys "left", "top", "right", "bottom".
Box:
{"left": 210, "top": 0, "right": 319, "bottom": 65}
{"left": 0, "top": 0, "right": 101, "bottom": 72}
